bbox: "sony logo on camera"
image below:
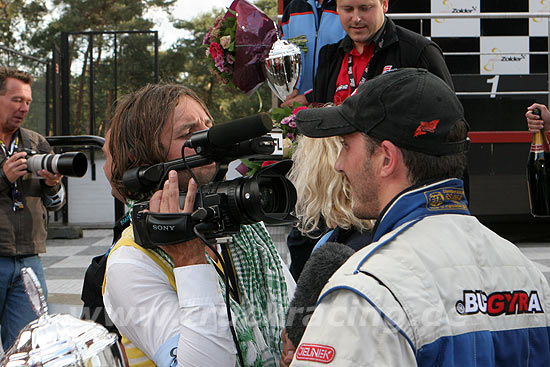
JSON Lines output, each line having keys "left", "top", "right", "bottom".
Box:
{"left": 152, "top": 225, "right": 176, "bottom": 231}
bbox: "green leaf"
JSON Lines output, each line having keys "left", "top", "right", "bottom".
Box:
{"left": 240, "top": 159, "right": 263, "bottom": 176}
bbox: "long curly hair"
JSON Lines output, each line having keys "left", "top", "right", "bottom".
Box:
{"left": 108, "top": 84, "right": 212, "bottom": 200}
{"left": 288, "top": 135, "right": 373, "bottom": 236}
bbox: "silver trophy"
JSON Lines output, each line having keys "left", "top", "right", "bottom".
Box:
{"left": 0, "top": 267, "right": 127, "bottom": 367}
{"left": 263, "top": 39, "right": 302, "bottom": 102}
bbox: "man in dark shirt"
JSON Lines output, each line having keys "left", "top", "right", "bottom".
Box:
{"left": 310, "top": 0, "right": 453, "bottom": 104}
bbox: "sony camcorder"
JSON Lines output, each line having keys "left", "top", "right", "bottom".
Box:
{"left": 21, "top": 148, "right": 88, "bottom": 177}
{"left": 123, "top": 113, "right": 297, "bottom": 248}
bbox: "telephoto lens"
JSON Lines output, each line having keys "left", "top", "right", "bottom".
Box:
{"left": 25, "top": 151, "right": 88, "bottom": 177}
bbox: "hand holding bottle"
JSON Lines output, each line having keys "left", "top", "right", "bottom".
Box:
{"left": 527, "top": 107, "right": 550, "bottom": 217}
{"left": 526, "top": 103, "right": 550, "bottom": 132}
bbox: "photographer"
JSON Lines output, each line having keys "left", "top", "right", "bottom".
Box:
{"left": 102, "top": 84, "right": 295, "bottom": 367}
{"left": 0, "top": 67, "right": 65, "bottom": 351}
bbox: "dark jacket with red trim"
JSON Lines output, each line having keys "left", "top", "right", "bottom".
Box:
{"left": 312, "top": 17, "right": 454, "bottom": 103}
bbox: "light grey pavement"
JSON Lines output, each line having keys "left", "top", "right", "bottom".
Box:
{"left": 44, "top": 227, "right": 550, "bottom": 318}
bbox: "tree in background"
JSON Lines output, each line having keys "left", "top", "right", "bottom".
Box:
{"left": 0, "top": 0, "right": 279, "bottom": 134}
{"left": 0, "top": 0, "right": 48, "bottom": 53}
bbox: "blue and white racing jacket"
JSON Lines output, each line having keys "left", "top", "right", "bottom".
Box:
{"left": 291, "top": 179, "right": 550, "bottom": 366}
{"left": 281, "top": 0, "right": 345, "bottom": 97}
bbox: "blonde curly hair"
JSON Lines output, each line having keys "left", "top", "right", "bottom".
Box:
{"left": 288, "top": 135, "right": 373, "bottom": 236}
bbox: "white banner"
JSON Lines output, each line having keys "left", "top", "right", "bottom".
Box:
{"left": 431, "top": 0, "right": 480, "bottom": 37}
{"left": 529, "top": 0, "right": 550, "bottom": 36}
{"left": 480, "top": 37, "right": 530, "bottom": 75}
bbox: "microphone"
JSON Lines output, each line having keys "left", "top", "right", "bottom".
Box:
{"left": 285, "top": 242, "right": 355, "bottom": 347}
{"left": 184, "top": 113, "right": 273, "bottom": 150}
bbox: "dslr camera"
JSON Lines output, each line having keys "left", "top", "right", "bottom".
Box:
{"left": 123, "top": 113, "right": 297, "bottom": 248}
{"left": 21, "top": 148, "right": 88, "bottom": 177}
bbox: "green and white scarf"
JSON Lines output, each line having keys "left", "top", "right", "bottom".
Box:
{"left": 215, "top": 222, "right": 289, "bottom": 367}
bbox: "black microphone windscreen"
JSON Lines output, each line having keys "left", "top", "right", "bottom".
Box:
{"left": 286, "top": 242, "right": 355, "bottom": 347}
{"left": 208, "top": 113, "right": 272, "bottom": 147}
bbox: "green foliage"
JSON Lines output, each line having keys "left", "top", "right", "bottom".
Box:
{"left": 223, "top": 11, "right": 237, "bottom": 52}
{"left": 271, "top": 105, "right": 294, "bottom": 124}
{"left": 0, "top": 0, "right": 48, "bottom": 52}
{"left": 254, "top": 0, "right": 279, "bottom": 19}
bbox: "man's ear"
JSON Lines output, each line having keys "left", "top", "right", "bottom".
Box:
{"left": 378, "top": 140, "right": 403, "bottom": 178}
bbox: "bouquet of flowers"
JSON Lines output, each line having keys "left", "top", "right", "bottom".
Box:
{"left": 203, "top": 0, "right": 278, "bottom": 95}
{"left": 203, "top": 10, "right": 237, "bottom": 85}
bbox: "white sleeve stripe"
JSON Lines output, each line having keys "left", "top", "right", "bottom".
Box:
{"left": 318, "top": 284, "right": 416, "bottom": 353}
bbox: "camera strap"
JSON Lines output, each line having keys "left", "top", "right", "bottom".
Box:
{"left": 214, "top": 240, "right": 241, "bottom": 304}
{"left": 0, "top": 129, "right": 19, "bottom": 157}
{"left": 0, "top": 130, "right": 24, "bottom": 210}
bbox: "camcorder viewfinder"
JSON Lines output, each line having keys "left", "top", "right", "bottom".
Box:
{"left": 124, "top": 113, "right": 297, "bottom": 248}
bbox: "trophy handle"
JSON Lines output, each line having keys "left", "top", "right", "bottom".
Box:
{"left": 21, "top": 267, "right": 48, "bottom": 317}
{"left": 273, "top": 19, "right": 281, "bottom": 40}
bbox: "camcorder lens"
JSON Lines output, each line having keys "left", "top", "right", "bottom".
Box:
{"left": 239, "top": 162, "right": 297, "bottom": 224}
{"left": 198, "top": 161, "right": 296, "bottom": 227}
{"left": 259, "top": 181, "right": 276, "bottom": 213}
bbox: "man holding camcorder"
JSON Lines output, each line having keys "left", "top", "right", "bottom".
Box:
{"left": 0, "top": 67, "right": 65, "bottom": 351}
{"left": 102, "top": 83, "right": 295, "bottom": 367}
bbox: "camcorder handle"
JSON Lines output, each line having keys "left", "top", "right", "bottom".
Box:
{"left": 122, "top": 135, "right": 276, "bottom": 194}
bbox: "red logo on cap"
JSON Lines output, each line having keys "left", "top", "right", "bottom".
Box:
{"left": 414, "top": 119, "right": 440, "bottom": 137}
{"left": 295, "top": 343, "right": 335, "bottom": 363}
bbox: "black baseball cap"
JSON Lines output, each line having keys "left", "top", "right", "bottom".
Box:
{"left": 295, "top": 68, "right": 469, "bottom": 156}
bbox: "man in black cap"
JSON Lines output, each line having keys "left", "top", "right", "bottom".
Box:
{"left": 289, "top": 68, "right": 550, "bottom": 366}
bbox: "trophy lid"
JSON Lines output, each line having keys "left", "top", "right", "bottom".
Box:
{"left": 265, "top": 39, "right": 301, "bottom": 60}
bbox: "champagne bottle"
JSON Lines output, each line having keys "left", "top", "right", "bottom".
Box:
{"left": 527, "top": 108, "right": 550, "bottom": 217}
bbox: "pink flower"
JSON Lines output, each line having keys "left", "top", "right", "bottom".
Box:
{"left": 210, "top": 17, "right": 224, "bottom": 38}
{"left": 292, "top": 106, "right": 308, "bottom": 115}
{"left": 209, "top": 42, "right": 223, "bottom": 61}
{"left": 220, "top": 35, "right": 231, "bottom": 49}
{"left": 288, "top": 120, "right": 297, "bottom": 128}
{"left": 213, "top": 16, "right": 224, "bottom": 30}
{"left": 215, "top": 55, "right": 227, "bottom": 73}
{"left": 202, "top": 30, "right": 211, "bottom": 45}
{"left": 280, "top": 115, "right": 294, "bottom": 126}
{"left": 287, "top": 132, "right": 295, "bottom": 141}
{"left": 226, "top": 54, "right": 234, "bottom": 64}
